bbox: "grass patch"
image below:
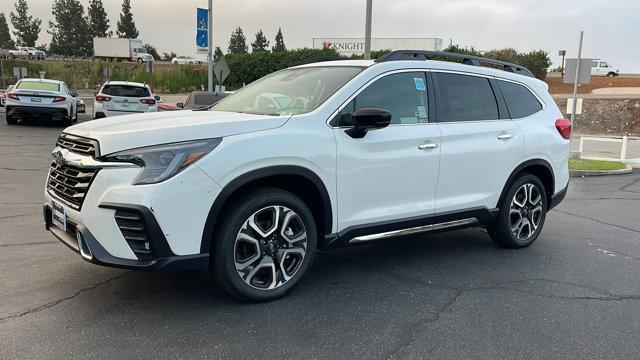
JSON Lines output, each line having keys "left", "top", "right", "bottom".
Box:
{"left": 569, "top": 157, "right": 626, "bottom": 171}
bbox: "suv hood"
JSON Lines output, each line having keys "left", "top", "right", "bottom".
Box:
{"left": 65, "top": 110, "right": 290, "bottom": 155}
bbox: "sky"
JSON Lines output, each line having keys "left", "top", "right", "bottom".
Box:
{"left": 1, "top": 0, "right": 639, "bottom": 72}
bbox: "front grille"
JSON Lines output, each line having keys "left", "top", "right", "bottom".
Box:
{"left": 56, "top": 134, "right": 100, "bottom": 157}
{"left": 47, "top": 162, "right": 98, "bottom": 210}
{"left": 114, "top": 210, "right": 152, "bottom": 259}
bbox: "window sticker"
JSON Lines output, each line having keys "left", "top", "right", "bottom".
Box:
{"left": 417, "top": 105, "right": 427, "bottom": 119}
{"left": 414, "top": 77, "right": 426, "bottom": 91}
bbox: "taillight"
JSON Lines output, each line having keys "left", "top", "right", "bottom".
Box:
{"left": 52, "top": 96, "right": 66, "bottom": 103}
{"left": 7, "top": 93, "right": 19, "bottom": 100}
{"left": 95, "top": 95, "right": 111, "bottom": 102}
{"left": 140, "top": 98, "right": 156, "bottom": 105}
{"left": 555, "top": 119, "right": 572, "bottom": 140}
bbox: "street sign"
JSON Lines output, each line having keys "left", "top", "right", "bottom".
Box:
{"left": 13, "top": 67, "right": 27, "bottom": 79}
{"left": 196, "top": 8, "right": 208, "bottom": 54}
{"left": 564, "top": 58, "right": 592, "bottom": 85}
{"left": 214, "top": 56, "right": 230, "bottom": 85}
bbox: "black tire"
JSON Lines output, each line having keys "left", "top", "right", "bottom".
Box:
{"left": 212, "top": 187, "right": 317, "bottom": 302}
{"left": 137, "top": 58, "right": 143, "bottom": 64}
{"left": 489, "top": 174, "right": 547, "bottom": 249}
{"left": 6, "top": 114, "right": 17, "bottom": 125}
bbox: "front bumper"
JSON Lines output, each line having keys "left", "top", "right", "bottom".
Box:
{"left": 7, "top": 105, "right": 69, "bottom": 120}
{"left": 43, "top": 203, "right": 209, "bottom": 271}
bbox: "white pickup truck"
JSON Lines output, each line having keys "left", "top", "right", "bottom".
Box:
{"left": 8, "top": 46, "right": 46, "bottom": 60}
{"left": 591, "top": 59, "right": 620, "bottom": 77}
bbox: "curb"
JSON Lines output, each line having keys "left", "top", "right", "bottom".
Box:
{"left": 570, "top": 165, "right": 634, "bottom": 177}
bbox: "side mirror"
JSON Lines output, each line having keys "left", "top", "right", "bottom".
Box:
{"left": 176, "top": 102, "right": 184, "bottom": 109}
{"left": 154, "top": 95, "right": 161, "bottom": 101}
{"left": 345, "top": 107, "right": 392, "bottom": 138}
{"left": 71, "top": 92, "right": 78, "bottom": 97}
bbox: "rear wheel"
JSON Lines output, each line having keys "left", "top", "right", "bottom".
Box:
{"left": 5, "top": 113, "right": 17, "bottom": 125}
{"left": 212, "top": 188, "right": 317, "bottom": 302}
{"left": 489, "top": 174, "right": 547, "bottom": 248}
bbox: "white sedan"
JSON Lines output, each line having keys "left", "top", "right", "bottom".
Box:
{"left": 172, "top": 56, "right": 201, "bottom": 65}
{"left": 4, "top": 78, "right": 78, "bottom": 126}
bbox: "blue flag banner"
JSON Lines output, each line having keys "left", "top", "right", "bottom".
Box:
{"left": 196, "top": 8, "right": 208, "bottom": 53}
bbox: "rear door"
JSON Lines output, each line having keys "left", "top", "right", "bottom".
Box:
{"left": 101, "top": 84, "right": 150, "bottom": 114}
{"left": 334, "top": 71, "right": 441, "bottom": 231}
{"left": 433, "top": 72, "right": 524, "bottom": 213}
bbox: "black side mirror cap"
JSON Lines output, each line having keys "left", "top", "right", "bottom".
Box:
{"left": 345, "top": 107, "right": 392, "bottom": 139}
{"left": 154, "top": 95, "right": 161, "bottom": 101}
{"left": 176, "top": 102, "right": 184, "bottom": 109}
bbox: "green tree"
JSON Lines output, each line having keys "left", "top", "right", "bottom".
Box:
{"left": 10, "top": 0, "right": 42, "bottom": 46}
{"left": 116, "top": 0, "right": 139, "bottom": 39}
{"left": 162, "top": 51, "right": 177, "bottom": 61}
{"left": 214, "top": 46, "right": 223, "bottom": 62}
{"left": 87, "top": 0, "right": 112, "bottom": 38}
{"left": 143, "top": 43, "right": 159, "bottom": 60}
{"left": 0, "top": 13, "right": 15, "bottom": 49}
{"left": 227, "top": 27, "right": 247, "bottom": 54}
{"left": 251, "top": 29, "right": 269, "bottom": 52}
{"left": 272, "top": 28, "right": 286, "bottom": 52}
{"left": 48, "top": 0, "right": 90, "bottom": 57}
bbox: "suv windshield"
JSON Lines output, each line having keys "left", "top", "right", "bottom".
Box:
{"left": 102, "top": 85, "right": 150, "bottom": 97}
{"left": 212, "top": 66, "right": 364, "bottom": 115}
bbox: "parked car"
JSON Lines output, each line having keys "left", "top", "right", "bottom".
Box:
{"left": 0, "top": 85, "right": 14, "bottom": 107}
{"left": 5, "top": 78, "right": 78, "bottom": 126}
{"left": 93, "top": 81, "right": 159, "bottom": 118}
{"left": 76, "top": 98, "right": 86, "bottom": 113}
{"left": 591, "top": 59, "right": 619, "bottom": 77}
{"left": 44, "top": 51, "right": 570, "bottom": 302}
{"left": 171, "top": 56, "right": 201, "bottom": 65}
{"left": 156, "top": 99, "right": 181, "bottom": 111}
{"left": 9, "top": 46, "right": 45, "bottom": 60}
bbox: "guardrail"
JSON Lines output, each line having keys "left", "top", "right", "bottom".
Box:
{"left": 577, "top": 135, "right": 640, "bottom": 162}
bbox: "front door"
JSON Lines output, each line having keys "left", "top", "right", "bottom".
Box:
{"left": 334, "top": 71, "right": 441, "bottom": 232}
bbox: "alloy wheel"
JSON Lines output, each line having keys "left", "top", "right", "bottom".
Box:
{"left": 509, "top": 183, "right": 544, "bottom": 240}
{"left": 234, "top": 205, "right": 307, "bottom": 290}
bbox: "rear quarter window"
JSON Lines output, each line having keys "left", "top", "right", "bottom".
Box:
{"left": 101, "top": 85, "right": 150, "bottom": 97}
{"left": 497, "top": 80, "right": 542, "bottom": 119}
{"left": 435, "top": 73, "right": 499, "bottom": 122}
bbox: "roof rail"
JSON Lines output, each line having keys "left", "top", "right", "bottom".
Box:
{"left": 374, "top": 50, "right": 535, "bottom": 78}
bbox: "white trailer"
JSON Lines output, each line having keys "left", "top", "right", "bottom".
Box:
{"left": 313, "top": 37, "right": 443, "bottom": 56}
{"left": 93, "top": 38, "right": 154, "bottom": 63}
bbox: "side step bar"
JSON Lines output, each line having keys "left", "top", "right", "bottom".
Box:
{"left": 349, "top": 218, "right": 479, "bottom": 244}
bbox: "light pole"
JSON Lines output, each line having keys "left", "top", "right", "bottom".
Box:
{"left": 570, "top": 31, "right": 583, "bottom": 126}
{"left": 363, "top": 0, "right": 372, "bottom": 59}
{"left": 207, "top": 0, "right": 214, "bottom": 92}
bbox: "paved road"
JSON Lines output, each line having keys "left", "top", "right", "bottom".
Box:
{"left": 2, "top": 109, "right": 640, "bottom": 359}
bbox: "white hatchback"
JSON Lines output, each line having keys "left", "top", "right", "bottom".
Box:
{"left": 93, "top": 81, "right": 159, "bottom": 119}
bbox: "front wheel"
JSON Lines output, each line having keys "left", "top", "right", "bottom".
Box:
{"left": 212, "top": 188, "right": 317, "bottom": 302}
{"left": 489, "top": 174, "right": 547, "bottom": 248}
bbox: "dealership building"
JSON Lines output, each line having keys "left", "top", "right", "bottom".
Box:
{"left": 312, "top": 38, "right": 444, "bottom": 56}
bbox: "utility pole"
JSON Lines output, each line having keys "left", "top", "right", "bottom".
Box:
{"left": 570, "top": 31, "right": 583, "bottom": 126}
{"left": 363, "top": 0, "right": 372, "bottom": 59}
{"left": 207, "top": 0, "right": 214, "bottom": 92}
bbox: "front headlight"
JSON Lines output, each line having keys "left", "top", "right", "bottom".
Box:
{"left": 106, "top": 138, "right": 222, "bottom": 185}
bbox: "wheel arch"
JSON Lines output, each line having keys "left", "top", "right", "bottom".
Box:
{"left": 497, "top": 159, "right": 555, "bottom": 210}
{"left": 200, "top": 165, "right": 333, "bottom": 253}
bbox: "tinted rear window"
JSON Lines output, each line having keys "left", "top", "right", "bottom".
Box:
{"left": 435, "top": 73, "right": 498, "bottom": 122}
{"left": 102, "top": 85, "right": 150, "bottom": 97}
{"left": 498, "top": 80, "right": 542, "bottom": 119}
{"left": 16, "top": 81, "right": 60, "bottom": 92}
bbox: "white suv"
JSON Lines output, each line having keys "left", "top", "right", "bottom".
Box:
{"left": 44, "top": 51, "right": 570, "bottom": 302}
{"left": 93, "top": 81, "right": 159, "bottom": 119}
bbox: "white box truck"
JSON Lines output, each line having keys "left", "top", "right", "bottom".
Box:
{"left": 93, "top": 38, "right": 154, "bottom": 63}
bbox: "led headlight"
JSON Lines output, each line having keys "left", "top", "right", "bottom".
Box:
{"left": 106, "top": 138, "right": 222, "bottom": 185}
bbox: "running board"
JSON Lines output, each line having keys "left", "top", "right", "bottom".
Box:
{"left": 348, "top": 218, "right": 479, "bottom": 244}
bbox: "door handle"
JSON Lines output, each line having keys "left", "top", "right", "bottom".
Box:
{"left": 418, "top": 142, "right": 439, "bottom": 150}
{"left": 497, "top": 133, "right": 513, "bottom": 140}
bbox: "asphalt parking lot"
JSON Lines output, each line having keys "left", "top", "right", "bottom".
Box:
{"left": 1, "top": 107, "right": 640, "bottom": 359}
